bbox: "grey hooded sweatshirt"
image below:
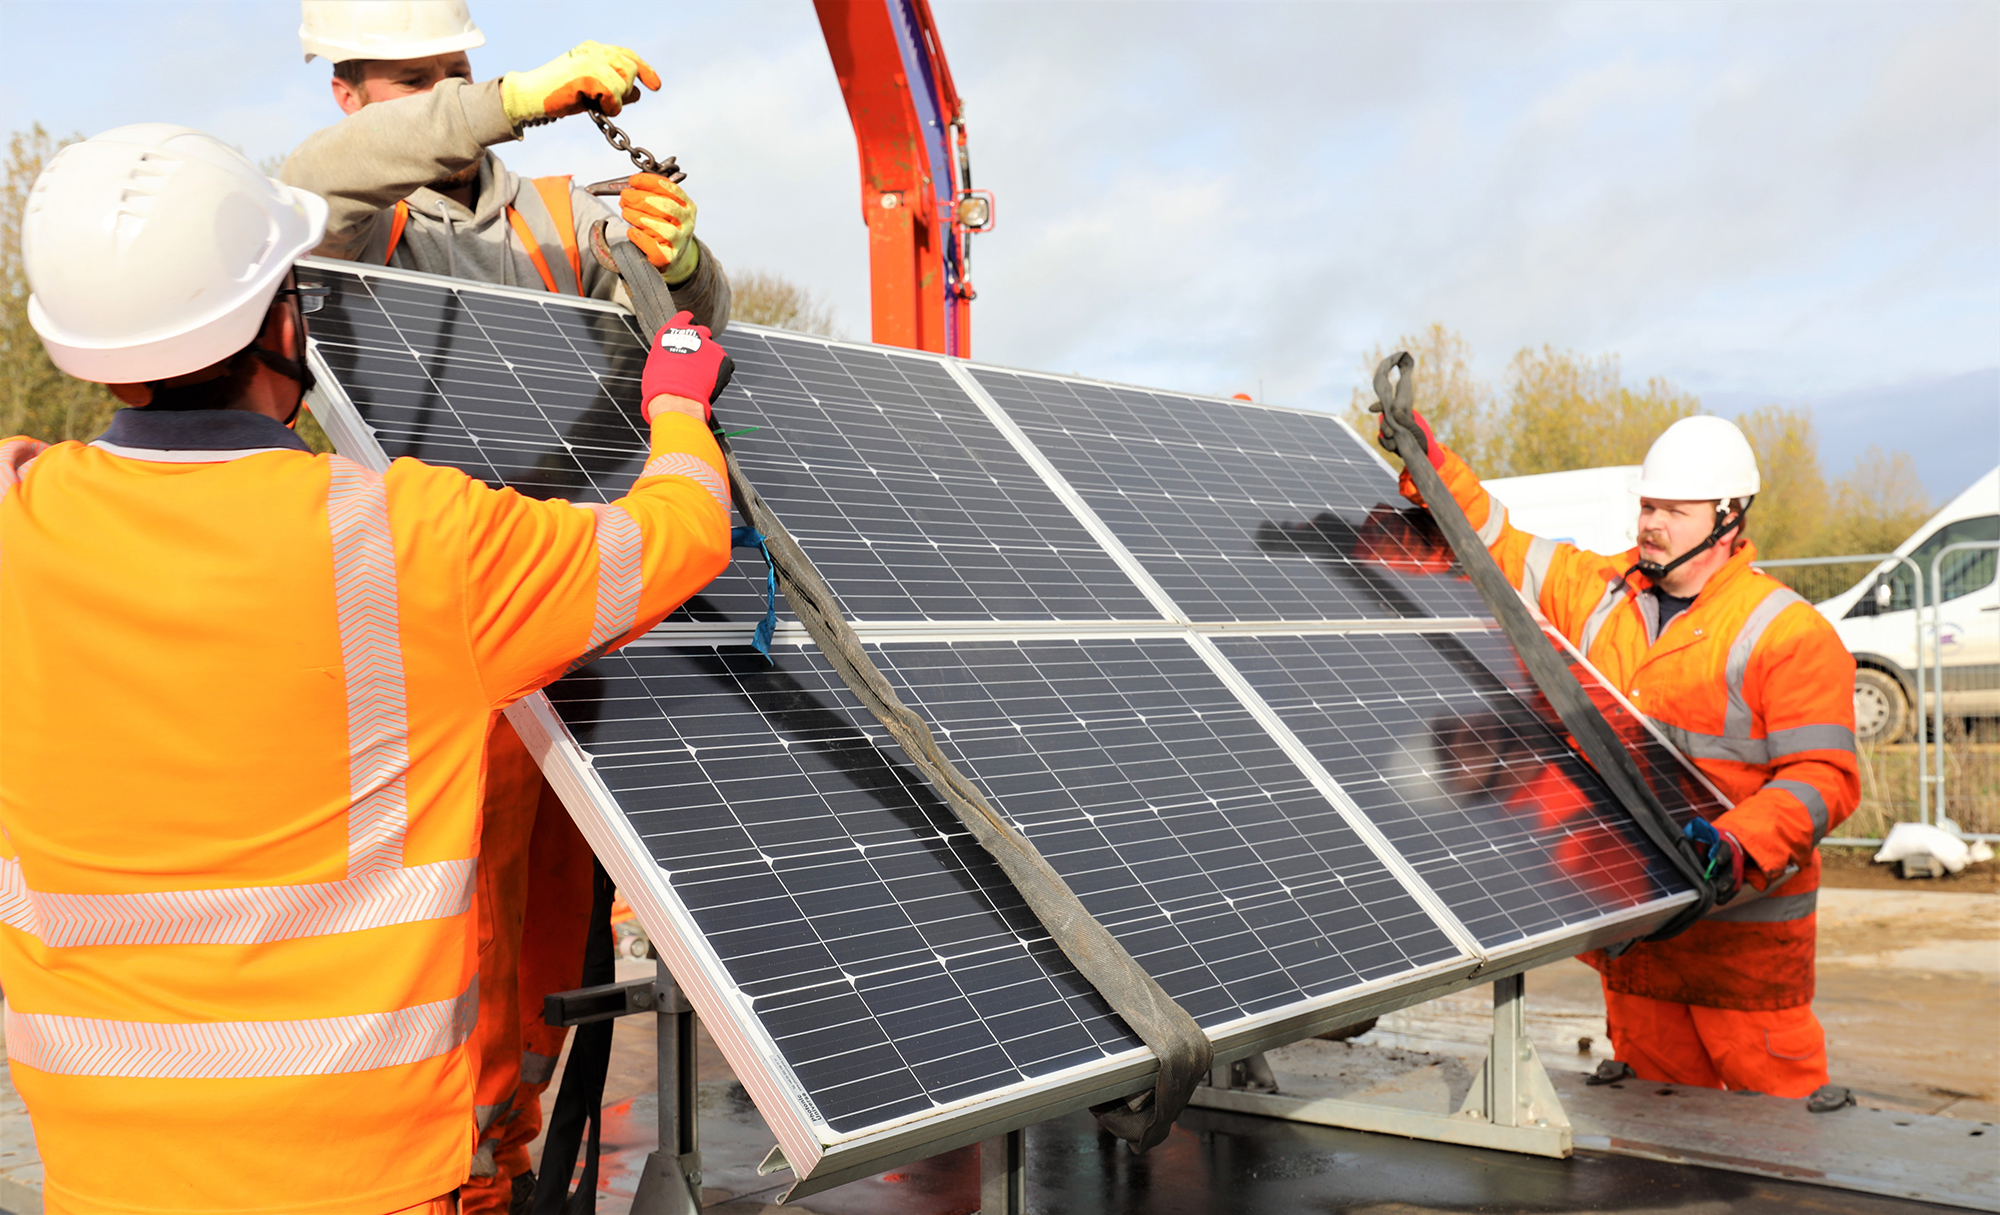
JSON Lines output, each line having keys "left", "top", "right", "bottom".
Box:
{"left": 280, "top": 77, "right": 729, "bottom": 330}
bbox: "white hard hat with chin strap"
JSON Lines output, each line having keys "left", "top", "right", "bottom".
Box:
{"left": 1629, "top": 415, "right": 1761, "bottom": 584}
{"left": 300, "top": 0, "right": 486, "bottom": 64}
{"left": 24, "top": 124, "right": 329, "bottom": 387}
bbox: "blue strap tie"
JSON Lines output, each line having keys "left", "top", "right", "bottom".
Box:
{"left": 731, "top": 525, "right": 779, "bottom": 660}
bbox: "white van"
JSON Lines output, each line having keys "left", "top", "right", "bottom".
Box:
{"left": 1810, "top": 467, "right": 2000, "bottom": 743}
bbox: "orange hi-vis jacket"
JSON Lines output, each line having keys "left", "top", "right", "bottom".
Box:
{"left": 0, "top": 406, "right": 730, "bottom": 1215}
{"left": 1403, "top": 448, "right": 1859, "bottom": 1011}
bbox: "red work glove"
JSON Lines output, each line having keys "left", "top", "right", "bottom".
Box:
{"left": 639, "top": 311, "right": 734, "bottom": 424}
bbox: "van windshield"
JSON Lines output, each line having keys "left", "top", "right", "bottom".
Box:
{"left": 1878, "top": 514, "right": 1999, "bottom": 610}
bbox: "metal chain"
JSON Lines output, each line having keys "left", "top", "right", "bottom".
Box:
{"left": 589, "top": 110, "right": 681, "bottom": 182}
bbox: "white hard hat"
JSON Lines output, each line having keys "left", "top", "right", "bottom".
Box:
{"left": 24, "top": 125, "right": 329, "bottom": 385}
{"left": 300, "top": 0, "right": 486, "bottom": 64}
{"left": 1634, "top": 415, "right": 1760, "bottom": 503}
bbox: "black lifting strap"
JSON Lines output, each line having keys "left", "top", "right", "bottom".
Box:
{"left": 1371, "top": 353, "right": 1716, "bottom": 939}
{"left": 607, "top": 238, "right": 1212, "bottom": 1153}
{"left": 530, "top": 861, "right": 617, "bottom": 1215}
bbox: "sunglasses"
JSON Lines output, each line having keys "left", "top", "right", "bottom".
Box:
{"left": 277, "top": 282, "right": 331, "bottom": 315}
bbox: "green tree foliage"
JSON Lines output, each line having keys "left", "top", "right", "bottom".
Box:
{"left": 1735, "top": 403, "right": 1827, "bottom": 560}
{"left": 1346, "top": 324, "right": 1932, "bottom": 562}
{"left": 1820, "top": 445, "right": 1933, "bottom": 557}
{"left": 1489, "top": 347, "right": 1700, "bottom": 478}
{"left": 728, "top": 269, "right": 840, "bottom": 337}
{"left": 3, "top": 126, "right": 118, "bottom": 442}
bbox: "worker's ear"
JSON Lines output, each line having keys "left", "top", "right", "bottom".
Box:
{"left": 331, "top": 75, "right": 366, "bottom": 116}
{"left": 108, "top": 383, "right": 152, "bottom": 406}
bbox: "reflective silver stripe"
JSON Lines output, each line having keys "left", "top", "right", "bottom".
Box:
{"left": 1709, "top": 890, "right": 1818, "bottom": 923}
{"left": 475, "top": 1101, "right": 506, "bottom": 1134}
{"left": 5, "top": 980, "right": 477, "bottom": 1079}
{"left": 567, "top": 504, "right": 644, "bottom": 674}
{"left": 1580, "top": 577, "right": 1628, "bottom": 656}
{"left": 1723, "top": 587, "right": 1807, "bottom": 739}
{"left": 0, "top": 856, "right": 471, "bottom": 947}
{"left": 1521, "top": 535, "right": 1559, "bottom": 607}
{"left": 520, "top": 1048, "right": 559, "bottom": 1086}
{"left": 1475, "top": 498, "right": 1508, "bottom": 547}
{"left": 90, "top": 442, "right": 298, "bottom": 463}
{"left": 1768, "top": 723, "right": 1857, "bottom": 758}
{"left": 1764, "top": 779, "right": 1830, "bottom": 841}
{"left": 1653, "top": 720, "right": 1770, "bottom": 765}
{"left": 640, "top": 452, "right": 730, "bottom": 511}
{"left": 327, "top": 457, "right": 410, "bottom": 875}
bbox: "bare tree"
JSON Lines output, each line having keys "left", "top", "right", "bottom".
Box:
{"left": 728, "top": 269, "right": 840, "bottom": 337}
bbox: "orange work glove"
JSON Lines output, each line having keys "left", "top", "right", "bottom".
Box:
{"left": 620, "top": 173, "right": 700, "bottom": 283}
{"left": 500, "top": 41, "right": 660, "bottom": 126}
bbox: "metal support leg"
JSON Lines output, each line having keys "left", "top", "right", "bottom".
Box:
{"left": 1453, "top": 973, "right": 1570, "bottom": 1149}
{"left": 979, "top": 1126, "right": 1027, "bottom": 1215}
{"left": 630, "top": 959, "right": 704, "bottom": 1215}
{"left": 1186, "top": 974, "right": 1572, "bottom": 1158}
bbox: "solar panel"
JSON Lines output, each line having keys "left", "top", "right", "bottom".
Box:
{"left": 302, "top": 259, "right": 1715, "bottom": 1195}
{"left": 970, "top": 367, "right": 1495, "bottom": 623}
{"left": 308, "top": 273, "right": 1159, "bottom": 627}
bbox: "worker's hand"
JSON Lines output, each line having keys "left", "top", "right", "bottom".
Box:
{"left": 641, "top": 311, "right": 734, "bottom": 423}
{"left": 500, "top": 41, "right": 660, "bottom": 127}
{"left": 1369, "top": 403, "right": 1447, "bottom": 469}
{"left": 621, "top": 174, "right": 700, "bottom": 284}
{"left": 1684, "top": 816, "right": 1745, "bottom": 905}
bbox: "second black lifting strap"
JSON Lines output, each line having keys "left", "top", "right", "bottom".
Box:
{"left": 1370, "top": 352, "right": 1716, "bottom": 939}
{"left": 607, "top": 238, "right": 1212, "bottom": 1152}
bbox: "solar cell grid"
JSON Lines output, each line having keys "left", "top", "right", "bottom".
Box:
{"left": 1215, "top": 631, "right": 1705, "bottom": 949}
{"left": 309, "top": 266, "right": 1161, "bottom": 625}
{"left": 969, "top": 368, "right": 1495, "bottom": 623}
{"left": 718, "top": 331, "right": 1161, "bottom": 622}
{"left": 870, "top": 639, "right": 1461, "bottom": 1018}
{"left": 542, "top": 634, "right": 1468, "bottom": 1129}
{"left": 548, "top": 642, "right": 1140, "bottom": 1132}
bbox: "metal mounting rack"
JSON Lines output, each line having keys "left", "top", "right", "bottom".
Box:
{"left": 546, "top": 962, "right": 705, "bottom": 1215}
{"left": 1187, "top": 974, "right": 1573, "bottom": 1158}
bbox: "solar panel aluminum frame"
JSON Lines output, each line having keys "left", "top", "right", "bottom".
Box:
{"left": 299, "top": 259, "right": 1708, "bottom": 1195}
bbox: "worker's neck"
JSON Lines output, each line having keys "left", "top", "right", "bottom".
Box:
{"left": 1653, "top": 541, "right": 1738, "bottom": 599}
{"left": 437, "top": 179, "right": 478, "bottom": 210}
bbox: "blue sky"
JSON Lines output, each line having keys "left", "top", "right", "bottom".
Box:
{"left": 3, "top": 0, "right": 1993, "bottom": 498}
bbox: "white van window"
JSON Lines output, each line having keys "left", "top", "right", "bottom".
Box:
{"left": 1864, "top": 514, "right": 2000, "bottom": 612}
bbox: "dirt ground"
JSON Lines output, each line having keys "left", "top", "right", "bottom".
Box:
{"left": 1818, "top": 843, "right": 2000, "bottom": 892}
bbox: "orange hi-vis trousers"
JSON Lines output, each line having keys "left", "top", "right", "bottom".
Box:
{"left": 1601, "top": 982, "right": 1829, "bottom": 1098}
{"left": 462, "top": 730, "right": 597, "bottom": 1215}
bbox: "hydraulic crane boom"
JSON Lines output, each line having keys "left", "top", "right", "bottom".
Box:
{"left": 816, "top": 0, "right": 990, "bottom": 356}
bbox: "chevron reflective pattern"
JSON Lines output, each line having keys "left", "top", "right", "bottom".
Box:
{"left": 562, "top": 504, "right": 644, "bottom": 676}
{"left": 640, "top": 452, "right": 730, "bottom": 510}
{"left": 5, "top": 980, "right": 478, "bottom": 1079}
{"left": 0, "top": 856, "right": 472, "bottom": 948}
{"left": 326, "top": 457, "right": 410, "bottom": 875}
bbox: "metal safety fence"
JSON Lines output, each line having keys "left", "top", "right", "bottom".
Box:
{"left": 1759, "top": 549, "right": 1999, "bottom": 843}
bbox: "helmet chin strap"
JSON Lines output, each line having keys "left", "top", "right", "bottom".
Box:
{"left": 1627, "top": 497, "right": 1753, "bottom": 586}
{"left": 247, "top": 344, "right": 315, "bottom": 427}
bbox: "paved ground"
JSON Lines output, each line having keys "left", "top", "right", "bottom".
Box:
{"left": 2, "top": 873, "right": 1994, "bottom": 1214}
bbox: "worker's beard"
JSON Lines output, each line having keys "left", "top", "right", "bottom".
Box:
{"left": 434, "top": 161, "right": 481, "bottom": 192}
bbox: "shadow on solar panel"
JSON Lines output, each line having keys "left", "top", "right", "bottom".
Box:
{"left": 301, "top": 259, "right": 1716, "bottom": 1195}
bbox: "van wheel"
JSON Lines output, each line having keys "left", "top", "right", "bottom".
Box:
{"left": 1854, "top": 668, "right": 1909, "bottom": 744}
